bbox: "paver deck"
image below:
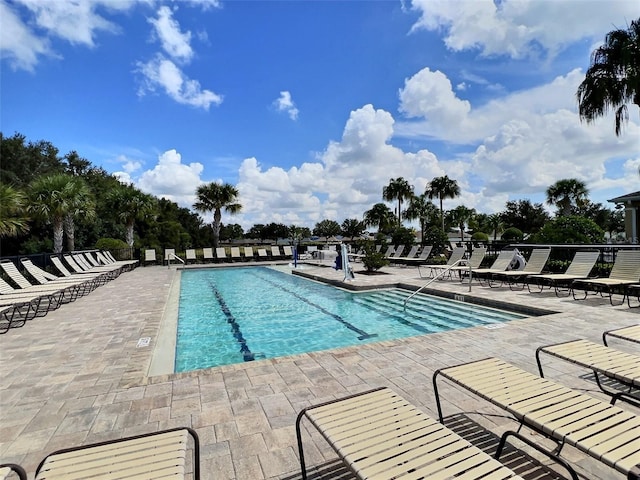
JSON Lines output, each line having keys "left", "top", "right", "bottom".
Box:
{"left": 1, "top": 260, "right": 639, "bottom": 479}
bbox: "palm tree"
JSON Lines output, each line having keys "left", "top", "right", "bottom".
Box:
{"left": 448, "top": 205, "right": 475, "bottom": 242}
{"left": 194, "top": 182, "right": 242, "bottom": 249}
{"left": 63, "top": 177, "right": 95, "bottom": 252}
{"left": 382, "top": 177, "right": 414, "bottom": 226}
{"left": 28, "top": 174, "right": 78, "bottom": 253}
{"left": 0, "top": 183, "right": 30, "bottom": 237}
{"left": 425, "top": 175, "right": 460, "bottom": 231}
{"left": 404, "top": 193, "right": 438, "bottom": 245}
{"left": 108, "top": 184, "right": 157, "bottom": 247}
{"left": 577, "top": 18, "right": 639, "bottom": 136}
{"left": 341, "top": 218, "right": 365, "bottom": 241}
{"left": 546, "top": 178, "right": 589, "bottom": 217}
{"left": 487, "top": 214, "right": 504, "bottom": 241}
{"left": 363, "top": 203, "right": 395, "bottom": 233}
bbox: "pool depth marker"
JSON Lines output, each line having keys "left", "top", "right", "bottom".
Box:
{"left": 208, "top": 281, "right": 255, "bottom": 362}
{"left": 256, "top": 270, "right": 377, "bottom": 341}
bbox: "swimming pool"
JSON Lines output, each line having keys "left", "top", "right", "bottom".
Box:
{"left": 173, "top": 266, "right": 528, "bottom": 372}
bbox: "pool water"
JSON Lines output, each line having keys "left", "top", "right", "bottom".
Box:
{"left": 175, "top": 266, "right": 527, "bottom": 372}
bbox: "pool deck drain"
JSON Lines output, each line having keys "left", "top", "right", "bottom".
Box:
{"left": 1, "top": 260, "right": 638, "bottom": 480}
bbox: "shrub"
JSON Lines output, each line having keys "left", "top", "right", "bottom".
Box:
{"left": 422, "top": 226, "right": 449, "bottom": 255}
{"left": 391, "top": 226, "right": 417, "bottom": 248}
{"left": 502, "top": 227, "right": 524, "bottom": 241}
{"left": 95, "top": 238, "right": 129, "bottom": 250}
{"left": 361, "top": 244, "right": 388, "bottom": 272}
{"left": 471, "top": 232, "right": 489, "bottom": 242}
{"left": 532, "top": 216, "right": 604, "bottom": 244}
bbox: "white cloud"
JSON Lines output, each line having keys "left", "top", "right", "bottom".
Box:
{"left": 274, "top": 91, "right": 299, "bottom": 120}
{"left": 0, "top": 1, "right": 53, "bottom": 71}
{"left": 136, "top": 54, "right": 223, "bottom": 109}
{"left": 136, "top": 149, "right": 204, "bottom": 206}
{"left": 149, "top": 6, "right": 193, "bottom": 63}
{"left": 410, "top": 0, "right": 639, "bottom": 59}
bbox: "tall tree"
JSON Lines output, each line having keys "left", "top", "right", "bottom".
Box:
{"left": 447, "top": 205, "right": 476, "bottom": 242}
{"left": 382, "top": 177, "right": 414, "bottom": 226}
{"left": 108, "top": 184, "right": 157, "bottom": 247}
{"left": 404, "top": 193, "right": 438, "bottom": 246}
{"left": 363, "top": 203, "right": 395, "bottom": 233}
{"left": 28, "top": 174, "right": 77, "bottom": 253}
{"left": 425, "top": 175, "right": 460, "bottom": 231}
{"left": 313, "top": 219, "right": 341, "bottom": 238}
{"left": 0, "top": 183, "right": 30, "bottom": 238}
{"left": 500, "top": 200, "right": 550, "bottom": 235}
{"left": 577, "top": 18, "right": 640, "bottom": 136}
{"left": 546, "top": 178, "right": 589, "bottom": 217}
{"left": 62, "top": 177, "right": 95, "bottom": 252}
{"left": 193, "top": 182, "right": 242, "bottom": 249}
{"left": 341, "top": 218, "right": 366, "bottom": 241}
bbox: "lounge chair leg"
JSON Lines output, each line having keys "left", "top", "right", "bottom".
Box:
{"left": 296, "top": 409, "right": 310, "bottom": 480}
{"left": 496, "top": 430, "right": 578, "bottom": 480}
{"left": 432, "top": 370, "right": 445, "bottom": 423}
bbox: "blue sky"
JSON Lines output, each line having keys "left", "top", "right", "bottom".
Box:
{"left": 2, "top": 0, "right": 639, "bottom": 230}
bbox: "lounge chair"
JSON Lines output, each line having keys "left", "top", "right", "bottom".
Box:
{"left": 536, "top": 338, "right": 640, "bottom": 406}
{"left": 34, "top": 427, "right": 200, "bottom": 480}
{"left": 243, "top": 246, "right": 255, "bottom": 261}
{"left": 527, "top": 250, "right": 599, "bottom": 296}
{"left": 381, "top": 245, "right": 395, "bottom": 258}
{"left": 230, "top": 247, "right": 242, "bottom": 261}
{"left": 433, "top": 357, "right": 640, "bottom": 480}
{"left": 202, "top": 247, "right": 214, "bottom": 262}
{"left": 185, "top": 249, "right": 197, "bottom": 264}
{"left": 486, "top": 247, "right": 551, "bottom": 289}
{"left": 50, "top": 256, "right": 109, "bottom": 289}
{"left": 399, "top": 245, "right": 433, "bottom": 267}
{"left": 282, "top": 245, "right": 293, "bottom": 259}
{"left": 571, "top": 249, "right": 640, "bottom": 305}
{"left": 603, "top": 324, "right": 640, "bottom": 347}
{"left": 468, "top": 249, "right": 517, "bottom": 285}
{"left": 0, "top": 464, "right": 26, "bottom": 480}
{"left": 388, "top": 245, "right": 419, "bottom": 264}
{"left": 65, "top": 254, "right": 120, "bottom": 280}
{"left": 257, "top": 248, "right": 268, "bottom": 260}
{"left": 270, "top": 245, "right": 283, "bottom": 259}
{"left": 144, "top": 249, "right": 157, "bottom": 265}
{"left": 296, "top": 387, "right": 524, "bottom": 480}
{"left": 0, "top": 277, "right": 57, "bottom": 330}
{"left": 96, "top": 250, "right": 138, "bottom": 270}
{"left": 419, "top": 246, "right": 466, "bottom": 278}
{"left": 0, "top": 260, "right": 86, "bottom": 301}
{"left": 20, "top": 258, "right": 101, "bottom": 295}
{"left": 448, "top": 246, "right": 487, "bottom": 280}
{"left": 164, "top": 248, "right": 176, "bottom": 265}
{"left": 215, "top": 247, "right": 228, "bottom": 262}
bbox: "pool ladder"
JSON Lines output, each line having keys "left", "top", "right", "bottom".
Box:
{"left": 167, "top": 253, "right": 185, "bottom": 268}
{"left": 403, "top": 259, "right": 473, "bottom": 309}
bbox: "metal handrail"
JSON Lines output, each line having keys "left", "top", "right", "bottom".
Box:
{"left": 167, "top": 253, "right": 185, "bottom": 268}
{"left": 404, "top": 259, "right": 472, "bottom": 309}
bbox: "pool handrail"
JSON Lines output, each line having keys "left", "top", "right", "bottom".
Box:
{"left": 404, "top": 258, "right": 471, "bottom": 309}
{"left": 167, "top": 252, "right": 185, "bottom": 268}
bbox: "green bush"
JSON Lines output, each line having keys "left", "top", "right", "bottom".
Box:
{"left": 471, "top": 232, "right": 489, "bottom": 242}
{"left": 361, "top": 245, "right": 388, "bottom": 272}
{"left": 502, "top": 227, "right": 524, "bottom": 241}
{"left": 95, "top": 238, "right": 129, "bottom": 250}
{"left": 422, "top": 226, "right": 449, "bottom": 255}
{"left": 391, "top": 226, "right": 417, "bottom": 249}
{"left": 531, "top": 216, "right": 604, "bottom": 244}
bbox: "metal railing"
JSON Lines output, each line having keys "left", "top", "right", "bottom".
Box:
{"left": 167, "top": 253, "right": 185, "bottom": 268}
{"left": 404, "top": 259, "right": 472, "bottom": 309}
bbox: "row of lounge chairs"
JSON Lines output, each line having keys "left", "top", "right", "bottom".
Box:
{"left": 0, "top": 251, "right": 136, "bottom": 334}
{"left": 298, "top": 324, "right": 640, "bottom": 480}
{"left": 424, "top": 246, "right": 640, "bottom": 307}
{"left": 146, "top": 246, "right": 296, "bottom": 265}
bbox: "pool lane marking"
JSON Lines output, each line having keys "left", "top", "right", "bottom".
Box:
{"left": 255, "top": 271, "right": 377, "bottom": 341}
{"left": 208, "top": 281, "right": 255, "bottom": 362}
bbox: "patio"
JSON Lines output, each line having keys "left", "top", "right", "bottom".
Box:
{"left": 1, "top": 261, "right": 638, "bottom": 479}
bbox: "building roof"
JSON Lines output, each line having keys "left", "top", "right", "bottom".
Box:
{"left": 608, "top": 191, "right": 640, "bottom": 203}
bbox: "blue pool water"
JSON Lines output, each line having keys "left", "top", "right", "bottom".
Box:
{"left": 175, "top": 266, "right": 527, "bottom": 372}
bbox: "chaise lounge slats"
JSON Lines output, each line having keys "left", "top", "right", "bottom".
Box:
{"left": 35, "top": 427, "right": 199, "bottom": 480}
{"left": 528, "top": 250, "right": 599, "bottom": 296}
{"left": 297, "top": 387, "right": 523, "bottom": 480}
{"left": 433, "top": 357, "right": 640, "bottom": 480}
{"left": 604, "top": 324, "right": 640, "bottom": 346}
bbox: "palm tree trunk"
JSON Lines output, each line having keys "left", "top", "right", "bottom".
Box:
{"left": 53, "top": 217, "right": 64, "bottom": 253}
{"left": 126, "top": 220, "right": 135, "bottom": 247}
{"left": 64, "top": 214, "right": 75, "bottom": 252}
{"left": 440, "top": 197, "right": 445, "bottom": 231}
{"left": 212, "top": 209, "right": 222, "bottom": 249}
{"left": 397, "top": 200, "right": 402, "bottom": 226}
